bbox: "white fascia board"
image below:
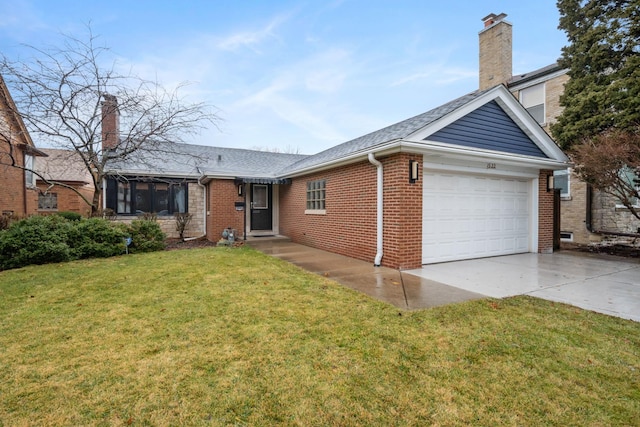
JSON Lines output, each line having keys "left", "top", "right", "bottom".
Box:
{"left": 403, "top": 140, "right": 570, "bottom": 171}
{"left": 404, "top": 85, "right": 569, "bottom": 163}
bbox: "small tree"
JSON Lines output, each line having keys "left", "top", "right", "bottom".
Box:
{"left": 175, "top": 212, "right": 193, "bottom": 242}
{"left": 571, "top": 129, "right": 640, "bottom": 221}
{"left": 0, "top": 27, "right": 220, "bottom": 215}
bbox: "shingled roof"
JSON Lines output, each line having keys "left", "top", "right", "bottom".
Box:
{"left": 106, "top": 142, "right": 308, "bottom": 178}
{"left": 280, "top": 88, "right": 490, "bottom": 175}
{"left": 107, "top": 84, "right": 566, "bottom": 180}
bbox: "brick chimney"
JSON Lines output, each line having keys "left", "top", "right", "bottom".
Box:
{"left": 101, "top": 94, "right": 119, "bottom": 150}
{"left": 478, "top": 13, "right": 512, "bottom": 90}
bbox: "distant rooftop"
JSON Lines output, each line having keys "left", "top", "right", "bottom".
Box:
{"left": 508, "top": 62, "right": 566, "bottom": 87}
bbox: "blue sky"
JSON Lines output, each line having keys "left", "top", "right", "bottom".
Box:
{"left": 0, "top": 1, "right": 567, "bottom": 154}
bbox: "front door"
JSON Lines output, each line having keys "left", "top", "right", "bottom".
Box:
{"left": 250, "top": 184, "right": 272, "bottom": 231}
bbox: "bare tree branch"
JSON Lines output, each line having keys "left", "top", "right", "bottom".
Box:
{"left": 571, "top": 129, "right": 640, "bottom": 221}
{"left": 1, "top": 25, "right": 222, "bottom": 214}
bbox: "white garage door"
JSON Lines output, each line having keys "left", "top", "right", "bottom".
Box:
{"left": 423, "top": 171, "right": 531, "bottom": 264}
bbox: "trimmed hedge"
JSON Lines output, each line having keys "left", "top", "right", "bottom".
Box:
{"left": 0, "top": 215, "right": 166, "bottom": 270}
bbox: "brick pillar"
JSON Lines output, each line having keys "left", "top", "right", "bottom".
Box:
{"left": 538, "top": 170, "right": 555, "bottom": 253}
{"left": 381, "top": 153, "right": 423, "bottom": 269}
{"left": 206, "top": 179, "right": 245, "bottom": 242}
{"left": 479, "top": 13, "right": 512, "bottom": 90}
{"left": 101, "top": 94, "right": 119, "bottom": 150}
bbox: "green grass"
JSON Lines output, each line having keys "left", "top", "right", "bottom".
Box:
{"left": 1, "top": 247, "right": 639, "bottom": 426}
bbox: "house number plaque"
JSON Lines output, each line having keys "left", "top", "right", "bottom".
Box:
{"left": 486, "top": 163, "right": 496, "bottom": 169}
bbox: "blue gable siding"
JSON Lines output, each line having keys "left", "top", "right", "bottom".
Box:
{"left": 426, "top": 100, "right": 548, "bottom": 158}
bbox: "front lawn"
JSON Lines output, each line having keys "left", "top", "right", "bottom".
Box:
{"left": 1, "top": 247, "right": 638, "bottom": 425}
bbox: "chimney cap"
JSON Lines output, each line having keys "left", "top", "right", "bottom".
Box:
{"left": 102, "top": 93, "right": 117, "bottom": 104}
{"left": 481, "top": 12, "right": 508, "bottom": 28}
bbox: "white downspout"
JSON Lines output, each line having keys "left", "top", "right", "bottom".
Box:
{"left": 368, "top": 153, "right": 383, "bottom": 266}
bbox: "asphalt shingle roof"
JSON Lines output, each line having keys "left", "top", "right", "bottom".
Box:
{"left": 280, "top": 89, "right": 488, "bottom": 174}
{"left": 107, "top": 143, "right": 308, "bottom": 178}
{"left": 108, "top": 87, "right": 497, "bottom": 179}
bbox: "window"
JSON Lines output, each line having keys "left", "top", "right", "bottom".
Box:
{"left": 554, "top": 169, "right": 570, "bottom": 198}
{"left": 519, "top": 83, "right": 545, "bottom": 124}
{"left": 24, "top": 154, "right": 36, "bottom": 187}
{"left": 617, "top": 167, "right": 640, "bottom": 208}
{"left": 38, "top": 193, "right": 58, "bottom": 210}
{"left": 252, "top": 185, "right": 268, "bottom": 209}
{"left": 560, "top": 231, "right": 574, "bottom": 242}
{"left": 306, "top": 179, "right": 326, "bottom": 212}
{"left": 117, "top": 182, "right": 132, "bottom": 214}
{"left": 107, "top": 178, "right": 188, "bottom": 215}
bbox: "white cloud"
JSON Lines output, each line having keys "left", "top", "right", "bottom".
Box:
{"left": 216, "top": 13, "right": 290, "bottom": 53}
{"left": 303, "top": 49, "right": 350, "bottom": 93}
{"left": 391, "top": 63, "right": 476, "bottom": 87}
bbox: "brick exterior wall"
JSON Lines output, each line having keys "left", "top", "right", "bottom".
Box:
{"left": 479, "top": 19, "right": 512, "bottom": 90}
{"left": 538, "top": 170, "right": 555, "bottom": 253}
{"left": 541, "top": 73, "right": 569, "bottom": 133}
{"left": 558, "top": 176, "right": 593, "bottom": 242}
{"left": 35, "top": 182, "right": 94, "bottom": 217}
{"left": 0, "top": 141, "right": 38, "bottom": 217}
{"left": 380, "top": 153, "right": 423, "bottom": 269}
{"left": 279, "top": 153, "right": 423, "bottom": 270}
{"left": 206, "top": 179, "right": 245, "bottom": 242}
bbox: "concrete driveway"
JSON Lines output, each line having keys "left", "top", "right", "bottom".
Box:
{"left": 405, "top": 251, "right": 640, "bottom": 322}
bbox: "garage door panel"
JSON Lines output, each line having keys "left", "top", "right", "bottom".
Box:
{"left": 423, "top": 171, "right": 531, "bottom": 264}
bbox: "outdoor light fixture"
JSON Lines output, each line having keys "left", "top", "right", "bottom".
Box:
{"left": 409, "top": 160, "right": 419, "bottom": 183}
{"left": 547, "top": 174, "right": 555, "bottom": 192}
{"left": 238, "top": 184, "right": 243, "bottom": 196}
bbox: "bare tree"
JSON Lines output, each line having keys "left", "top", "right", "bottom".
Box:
{"left": 0, "top": 27, "right": 220, "bottom": 214}
{"left": 571, "top": 129, "right": 640, "bottom": 221}
{"left": 250, "top": 145, "right": 301, "bottom": 154}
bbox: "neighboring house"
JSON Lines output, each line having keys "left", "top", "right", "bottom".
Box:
{"left": 0, "top": 74, "right": 46, "bottom": 218}
{"left": 480, "top": 12, "right": 640, "bottom": 244}
{"left": 103, "top": 83, "right": 569, "bottom": 269}
{"left": 34, "top": 148, "right": 95, "bottom": 217}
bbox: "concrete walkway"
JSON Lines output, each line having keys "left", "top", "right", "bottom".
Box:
{"left": 247, "top": 239, "right": 640, "bottom": 322}
{"left": 247, "top": 238, "right": 485, "bottom": 310}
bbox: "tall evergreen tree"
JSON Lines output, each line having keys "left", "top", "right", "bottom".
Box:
{"left": 551, "top": 0, "right": 640, "bottom": 149}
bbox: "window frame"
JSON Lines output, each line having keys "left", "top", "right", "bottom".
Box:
{"left": 305, "top": 179, "right": 326, "bottom": 214}
{"left": 38, "top": 192, "right": 58, "bottom": 211}
{"left": 106, "top": 177, "right": 189, "bottom": 216}
{"left": 615, "top": 167, "right": 640, "bottom": 209}
{"left": 553, "top": 169, "right": 570, "bottom": 198}
{"left": 24, "top": 154, "right": 36, "bottom": 187}
{"left": 519, "top": 82, "right": 546, "bottom": 125}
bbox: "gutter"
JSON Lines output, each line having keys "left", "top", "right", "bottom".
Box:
{"left": 368, "top": 153, "right": 384, "bottom": 266}
{"left": 284, "top": 138, "right": 569, "bottom": 179}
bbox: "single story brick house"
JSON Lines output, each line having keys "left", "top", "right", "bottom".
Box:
{"left": 104, "top": 84, "right": 569, "bottom": 269}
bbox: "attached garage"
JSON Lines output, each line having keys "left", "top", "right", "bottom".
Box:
{"left": 422, "top": 169, "right": 534, "bottom": 264}
{"left": 276, "top": 85, "right": 569, "bottom": 269}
